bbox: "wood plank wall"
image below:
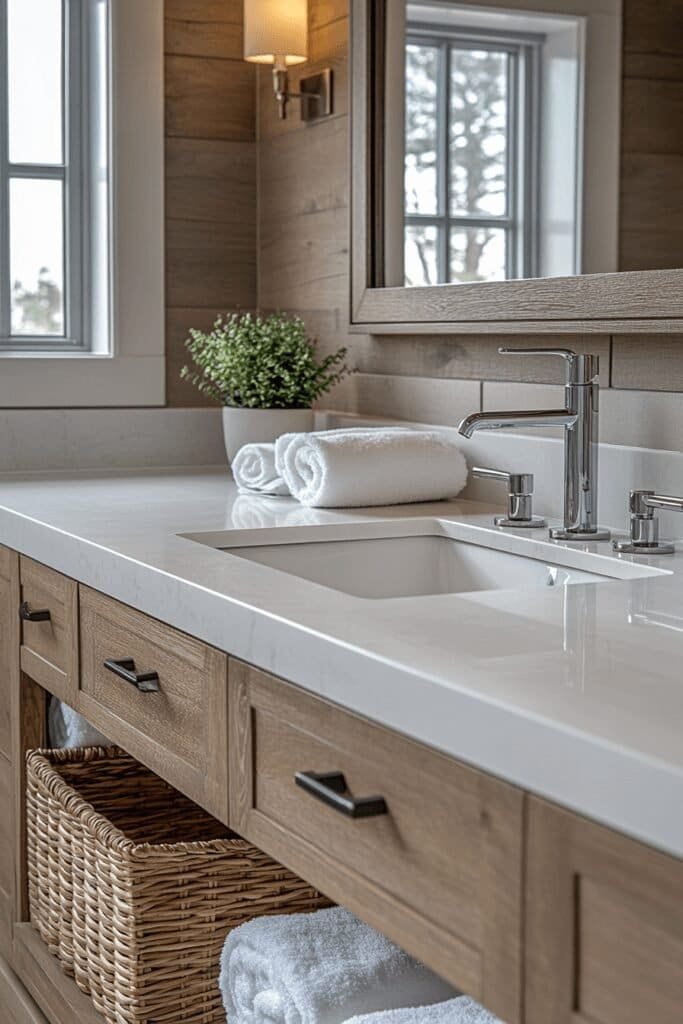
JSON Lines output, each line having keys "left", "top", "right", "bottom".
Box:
{"left": 255, "top": 0, "right": 683, "bottom": 445}
{"left": 164, "top": 0, "right": 256, "bottom": 406}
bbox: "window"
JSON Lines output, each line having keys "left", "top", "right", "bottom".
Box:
{"left": 0, "top": 0, "right": 110, "bottom": 350}
{"left": 404, "top": 24, "right": 542, "bottom": 286}
{"left": 0, "top": 1, "right": 165, "bottom": 408}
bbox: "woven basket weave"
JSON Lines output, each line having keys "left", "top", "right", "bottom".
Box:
{"left": 26, "top": 746, "right": 330, "bottom": 1024}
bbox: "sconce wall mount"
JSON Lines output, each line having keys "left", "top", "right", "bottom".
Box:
{"left": 244, "top": 0, "right": 333, "bottom": 122}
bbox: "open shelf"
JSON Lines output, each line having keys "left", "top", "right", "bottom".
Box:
{"left": 12, "top": 924, "right": 104, "bottom": 1024}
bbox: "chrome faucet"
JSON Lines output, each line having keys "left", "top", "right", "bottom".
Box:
{"left": 613, "top": 489, "right": 683, "bottom": 554}
{"left": 458, "top": 347, "right": 610, "bottom": 542}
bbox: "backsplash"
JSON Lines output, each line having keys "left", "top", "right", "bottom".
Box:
{"left": 0, "top": 409, "right": 224, "bottom": 473}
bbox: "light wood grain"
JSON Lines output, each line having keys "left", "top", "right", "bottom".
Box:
{"left": 165, "top": 54, "right": 255, "bottom": 142}
{"left": 163, "top": 3, "right": 257, "bottom": 408}
{"left": 12, "top": 926, "right": 103, "bottom": 1024}
{"left": 0, "top": 956, "right": 49, "bottom": 1024}
{"left": 0, "top": 546, "right": 10, "bottom": 582}
{"left": 356, "top": 334, "right": 611, "bottom": 384}
{"left": 258, "top": 116, "right": 347, "bottom": 225}
{"left": 79, "top": 586, "right": 229, "bottom": 821}
{"left": 229, "top": 660, "right": 524, "bottom": 1023}
{"left": 166, "top": 215, "right": 256, "bottom": 310}
{"left": 165, "top": 308, "right": 224, "bottom": 408}
{"left": 164, "top": 0, "right": 243, "bottom": 60}
{"left": 311, "top": 0, "right": 348, "bottom": 31}
{"left": 259, "top": 208, "right": 349, "bottom": 311}
{"left": 525, "top": 796, "right": 683, "bottom": 1024}
{"left": 13, "top": 675, "right": 45, "bottom": 925}
{"left": 166, "top": 137, "right": 256, "bottom": 223}
{"left": 0, "top": 570, "right": 13, "bottom": 760}
{"left": 0, "top": 754, "right": 12, "bottom": 959}
{"left": 612, "top": 334, "right": 683, "bottom": 390}
{"left": 18, "top": 558, "right": 78, "bottom": 706}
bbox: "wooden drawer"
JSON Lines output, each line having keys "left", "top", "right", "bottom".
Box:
{"left": 79, "top": 587, "right": 229, "bottom": 821}
{"left": 19, "top": 558, "right": 78, "bottom": 703}
{"left": 526, "top": 796, "right": 683, "bottom": 1024}
{"left": 229, "top": 661, "right": 524, "bottom": 1023}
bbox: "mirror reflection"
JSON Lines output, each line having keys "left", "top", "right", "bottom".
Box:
{"left": 385, "top": 0, "right": 624, "bottom": 286}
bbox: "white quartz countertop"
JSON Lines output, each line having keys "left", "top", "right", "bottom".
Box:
{"left": 1, "top": 467, "right": 681, "bottom": 858}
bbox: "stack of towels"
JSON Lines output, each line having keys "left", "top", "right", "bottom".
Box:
{"left": 231, "top": 428, "right": 468, "bottom": 509}
{"left": 219, "top": 906, "right": 501, "bottom": 1024}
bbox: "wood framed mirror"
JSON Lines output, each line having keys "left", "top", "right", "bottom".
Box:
{"left": 350, "top": 0, "right": 683, "bottom": 334}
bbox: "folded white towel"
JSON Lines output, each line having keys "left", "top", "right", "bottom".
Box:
{"left": 48, "top": 698, "right": 110, "bottom": 749}
{"left": 342, "top": 996, "right": 502, "bottom": 1024}
{"left": 275, "top": 428, "right": 468, "bottom": 508}
{"left": 232, "top": 442, "right": 289, "bottom": 496}
{"left": 219, "top": 906, "right": 457, "bottom": 1024}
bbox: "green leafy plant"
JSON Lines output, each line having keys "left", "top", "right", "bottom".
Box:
{"left": 181, "top": 312, "right": 350, "bottom": 408}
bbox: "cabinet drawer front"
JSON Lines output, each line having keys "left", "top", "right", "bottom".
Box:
{"left": 19, "top": 557, "right": 78, "bottom": 703}
{"left": 79, "top": 587, "right": 229, "bottom": 820}
{"left": 526, "top": 797, "right": 683, "bottom": 1024}
{"left": 229, "top": 661, "right": 524, "bottom": 1023}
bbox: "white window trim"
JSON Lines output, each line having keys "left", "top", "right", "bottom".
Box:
{"left": 0, "top": 0, "right": 165, "bottom": 407}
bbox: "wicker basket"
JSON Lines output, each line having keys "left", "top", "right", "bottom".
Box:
{"left": 26, "top": 746, "right": 330, "bottom": 1024}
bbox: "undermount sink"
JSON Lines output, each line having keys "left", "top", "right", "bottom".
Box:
{"left": 183, "top": 521, "right": 669, "bottom": 600}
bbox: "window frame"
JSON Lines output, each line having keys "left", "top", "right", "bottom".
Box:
{"left": 404, "top": 22, "right": 543, "bottom": 285}
{"left": 0, "top": 0, "right": 88, "bottom": 350}
{"left": 0, "top": 0, "right": 165, "bottom": 408}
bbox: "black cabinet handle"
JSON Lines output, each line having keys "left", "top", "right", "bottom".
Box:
{"left": 104, "top": 658, "right": 160, "bottom": 693}
{"left": 19, "top": 602, "right": 51, "bottom": 623}
{"left": 294, "top": 770, "right": 388, "bottom": 819}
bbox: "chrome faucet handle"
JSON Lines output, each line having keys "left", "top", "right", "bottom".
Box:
{"left": 498, "top": 347, "right": 599, "bottom": 385}
{"left": 613, "top": 489, "right": 683, "bottom": 555}
{"left": 472, "top": 466, "right": 546, "bottom": 529}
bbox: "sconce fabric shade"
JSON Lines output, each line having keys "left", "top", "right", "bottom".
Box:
{"left": 244, "top": 0, "right": 308, "bottom": 66}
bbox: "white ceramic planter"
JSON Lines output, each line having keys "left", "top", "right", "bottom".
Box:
{"left": 221, "top": 406, "right": 315, "bottom": 463}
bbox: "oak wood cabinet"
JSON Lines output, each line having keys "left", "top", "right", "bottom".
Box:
{"left": 0, "top": 551, "right": 681, "bottom": 1024}
{"left": 525, "top": 796, "right": 683, "bottom": 1024}
{"left": 229, "top": 659, "right": 524, "bottom": 1023}
{"left": 78, "top": 586, "right": 229, "bottom": 821}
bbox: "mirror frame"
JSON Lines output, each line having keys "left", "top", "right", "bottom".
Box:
{"left": 349, "top": 0, "right": 683, "bottom": 334}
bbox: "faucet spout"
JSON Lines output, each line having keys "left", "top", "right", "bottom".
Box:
{"left": 458, "top": 408, "right": 576, "bottom": 439}
{"left": 458, "top": 346, "right": 609, "bottom": 541}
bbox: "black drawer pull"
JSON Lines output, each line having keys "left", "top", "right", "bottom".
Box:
{"left": 104, "top": 658, "right": 160, "bottom": 693}
{"left": 294, "top": 770, "right": 388, "bottom": 819}
{"left": 19, "top": 602, "right": 51, "bottom": 623}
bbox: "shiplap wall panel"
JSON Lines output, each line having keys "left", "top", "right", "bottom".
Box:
{"left": 164, "top": 0, "right": 256, "bottom": 407}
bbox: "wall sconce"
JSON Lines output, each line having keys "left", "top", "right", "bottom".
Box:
{"left": 243, "top": 0, "right": 333, "bottom": 122}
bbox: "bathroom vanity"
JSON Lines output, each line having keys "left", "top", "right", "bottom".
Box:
{"left": 0, "top": 469, "right": 681, "bottom": 1024}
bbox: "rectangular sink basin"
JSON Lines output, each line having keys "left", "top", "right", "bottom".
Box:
{"left": 184, "top": 521, "right": 668, "bottom": 600}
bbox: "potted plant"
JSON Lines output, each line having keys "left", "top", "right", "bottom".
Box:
{"left": 181, "top": 312, "right": 350, "bottom": 462}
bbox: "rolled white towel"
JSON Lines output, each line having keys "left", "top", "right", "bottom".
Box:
{"left": 219, "top": 906, "right": 457, "bottom": 1024}
{"left": 48, "top": 698, "right": 110, "bottom": 748}
{"left": 232, "top": 442, "right": 289, "bottom": 496}
{"left": 342, "top": 996, "right": 502, "bottom": 1024}
{"left": 275, "top": 428, "right": 468, "bottom": 508}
